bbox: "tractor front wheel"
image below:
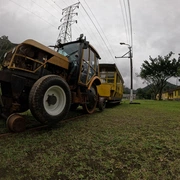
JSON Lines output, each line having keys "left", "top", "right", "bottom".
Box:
{"left": 29, "top": 75, "right": 71, "bottom": 126}
{"left": 83, "top": 85, "right": 98, "bottom": 114}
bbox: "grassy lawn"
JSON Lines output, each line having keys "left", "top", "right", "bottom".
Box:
{"left": 0, "top": 100, "right": 180, "bottom": 179}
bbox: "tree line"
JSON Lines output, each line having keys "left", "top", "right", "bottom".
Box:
{"left": 0, "top": 35, "right": 17, "bottom": 63}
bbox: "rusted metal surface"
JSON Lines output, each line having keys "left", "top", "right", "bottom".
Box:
{"left": 22, "top": 39, "right": 69, "bottom": 69}
{"left": 6, "top": 114, "right": 26, "bottom": 132}
{"left": 11, "top": 75, "right": 26, "bottom": 99}
{"left": 0, "top": 71, "right": 12, "bottom": 82}
{"left": 0, "top": 95, "right": 4, "bottom": 107}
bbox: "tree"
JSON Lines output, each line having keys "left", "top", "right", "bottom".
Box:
{"left": 123, "top": 85, "right": 130, "bottom": 94}
{"left": 136, "top": 88, "right": 145, "bottom": 99}
{"left": 0, "top": 35, "right": 17, "bottom": 63}
{"left": 138, "top": 52, "right": 180, "bottom": 100}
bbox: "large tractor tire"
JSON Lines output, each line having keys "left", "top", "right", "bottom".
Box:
{"left": 29, "top": 75, "right": 71, "bottom": 126}
{"left": 83, "top": 84, "right": 98, "bottom": 114}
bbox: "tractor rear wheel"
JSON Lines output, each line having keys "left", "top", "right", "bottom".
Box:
{"left": 29, "top": 75, "right": 71, "bottom": 126}
{"left": 83, "top": 85, "right": 98, "bottom": 114}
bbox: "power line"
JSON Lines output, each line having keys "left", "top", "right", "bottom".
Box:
{"left": 76, "top": 10, "right": 96, "bottom": 40}
{"left": 77, "top": 8, "right": 108, "bottom": 55}
{"left": 75, "top": 2, "right": 115, "bottom": 62}
{"left": 56, "top": 2, "right": 80, "bottom": 44}
{"left": 82, "top": 0, "right": 117, "bottom": 59}
{"left": 127, "top": 0, "right": 133, "bottom": 49}
{"left": 80, "top": 2, "right": 115, "bottom": 62}
{"left": 52, "top": 1, "right": 88, "bottom": 43}
{"left": 9, "top": 0, "right": 57, "bottom": 29}
{"left": 45, "top": 0, "right": 62, "bottom": 14}
{"left": 122, "top": 0, "right": 131, "bottom": 44}
{"left": 52, "top": 0, "right": 63, "bottom": 10}
{"left": 78, "top": 8, "right": 113, "bottom": 62}
{"left": 119, "top": 0, "right": 129, "bottom": 43}
{"left": 31, "top": 0, "right": 60, "bottom": 21}
{"left": 8, "top": 0, "right": 133, "bottom": 62}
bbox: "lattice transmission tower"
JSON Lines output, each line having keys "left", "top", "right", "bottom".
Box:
{"left": 56, "top": 2, "right": 80, "bottom": 45}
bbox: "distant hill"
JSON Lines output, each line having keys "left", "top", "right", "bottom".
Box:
{"left": 133, "top": 81, "right": 177, "bottom": 99}
{"left": 123, "top": 82, "right": 177, "bottom": 99}
{"left": 139, "top": 81, "right": 177, "bottom": 92}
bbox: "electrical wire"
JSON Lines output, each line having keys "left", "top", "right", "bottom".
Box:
{"left": 31, "top": 0, "right": 60, "bottom": 21}
{"left": 127, "top": 0, "right": 133, "bottom": 49}
{"left": 75, "top": 10, "right": 96, "bottom": 41}
{"left": 53, "top": 1, "right": 109, "bottom": 60}
{"left": 118, "top": 0, "right": 133, "bottom": 53}
{"left": 122, "top": 0, "right": 131, "bottom": 45}
{"left": 80, "top": 2, "right": 115, "bottom": 62}
{"left": 9, "top": 0, "right": 58, "bottom": 29}
{"left": 45, "top": 0, "right": 62, "bottom": 14}
{"left": 78, "top": 8, "right": 104, "bottom": 44}
{"left": 76, "top": 3, "right": 115, "bottom": 62}
{"left": 82, "top": 0, "right": 117, "bottom": 60}
{"left": 7, "top": 0, "right": 133, "bottom": 62}
{"left": 53, "top": 0, "right": 63, "bottom": 10}
{"left": 119, "top": 0, "right": 129, "bottom": 44}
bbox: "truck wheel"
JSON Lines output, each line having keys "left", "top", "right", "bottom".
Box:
{"left": 29, "top": 75, "right": 71, "bottom": 126}
{"left": 83, "top": 85, "right": 98, "bottom": 114}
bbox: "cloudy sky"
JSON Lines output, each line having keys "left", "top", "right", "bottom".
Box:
{"left": 1, "top": 0, "right": 180, "bottom": 89}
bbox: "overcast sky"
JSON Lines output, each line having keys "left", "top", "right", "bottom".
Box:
{"left": 1, "top": 0, "right": 180, "bottom": 89}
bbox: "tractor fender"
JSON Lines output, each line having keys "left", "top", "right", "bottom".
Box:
{"left": 88, "top": 76, "right": 101, "bottom": 90}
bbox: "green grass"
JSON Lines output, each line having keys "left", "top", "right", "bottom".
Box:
{"left": 0, "top": 100, "right": 180, "bottom": 179}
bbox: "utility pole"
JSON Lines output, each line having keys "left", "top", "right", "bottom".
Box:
{"left": 56, "top": 2, "right": 80, "bottom": 45}
{"left": 129, "top": 46, "right": 133, "bottom": 103}
{"left": 115, "top": 43, "right": 134, "bottom": 103}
